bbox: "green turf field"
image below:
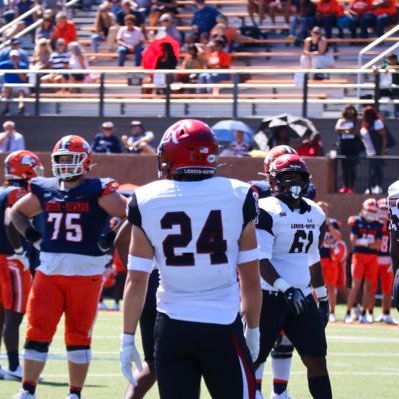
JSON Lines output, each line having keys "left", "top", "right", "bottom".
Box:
{"left": 1, "top": 304, "right": 398, "bottom": 399}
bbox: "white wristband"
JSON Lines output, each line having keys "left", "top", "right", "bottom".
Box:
{"left": 314, "top": 286, "right": 328, "bottom": 300}
{"left": 127, "top": 254, "right": 153, "bottom": 272}
{"left": 273, "top": 278, "right": 291, "bottom": 293}
{"left": 121, "top": 333, "right": 135, "bottom": 345}
{"left": 14, "top": 246, "right": 24, "bottom": 255}
{"left": 238, "top": 248, "right": 259, "bottom": 264}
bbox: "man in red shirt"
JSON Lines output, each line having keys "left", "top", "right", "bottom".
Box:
{"left": 52, "top": 12, "right": 77, "bottom": 44}
{"left": 359, "top": 0, "right": 397, "bottom": 37}
{"left": 316, "top": 0, "right": 341, "bottom": 37}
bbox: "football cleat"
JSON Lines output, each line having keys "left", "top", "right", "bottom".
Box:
{"left": 111, "top": 303, "right": 120, "bottom": 311}
{"left": 359, "top": 315, "right": 370, "bottom": 324}
{"left": 270, "top": 391, "right": 293, "bottom": 399}
{"left": 98, "top": 302, "right": 109, "bottom": 311}
{"left": 328, "top": 313, "right": 336, "bottom": 323}
{"left": 344, "top": 314, "right": 353, "bottom": 324}
{"left": 382, "top": 314, "right": 397, "bottom": 325}
{"left": 66, "top": 394, "right": 81, "bottom": 399}
{"left": 353, "top": 304, "right": 362, "bottom": 321}
{"left": 4, "top": 365, "right": 23, "bottom": 380}
{"left": 0, "top": 365, "right": 6, "bottom": 379}
{"left": 12, "top": 389, "right": 36, "bottom": 399}
{"left": 366, "top": 313, "right": 374, "bottom": 324}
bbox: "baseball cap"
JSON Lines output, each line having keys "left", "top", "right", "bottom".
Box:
{"left": 9, "top": 49, "right": 19, "bottom": 57}
{"left": 10, "top": 38, "right": 20, "bottom": 45}
{"left": 102, "top": 121, "right": 114, "bottom": 129}
{"left": 130, "top": 120, "right": 142, "bottom": 127}
{"left": 160, "top": 13, "right": 172, "bottom": 22}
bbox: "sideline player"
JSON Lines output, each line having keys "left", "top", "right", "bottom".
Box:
{"left": 120, "top": 119, "right": 262, "bottom": 399}
{"left": 0, "top": 150, "right": 43, "bottom": 380}
{"left": 369, "top": 198, "right": 395, "bottom": 324}
{"left": 10, "top": 135, "right": 127, "bottom": 399}
{"left": 255, "top": 154, "right": 332, "bottom": 399}
{"left": 345, "top": 199, "right": 382, "bottom": 323}
{"left": 317, "top": 201, "right": 342, "bottom": 323}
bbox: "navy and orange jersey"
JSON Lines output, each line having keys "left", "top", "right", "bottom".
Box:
{"left": 320, "top": 217, "right": 340, "bottom": 259}
{"left": 0, "top": 184, "right": 27, "bottom": 255}
{"left": 378, "top": 219, "right": 390, "bottom": 257}
{"left": 249, "top": 180, "right": 272, "bottom": 199}
{"left": 30, "top": 177, "right": 118, "bottom": 256}
{"left": 349, "top": 215, "right": 383, "bottom": 254}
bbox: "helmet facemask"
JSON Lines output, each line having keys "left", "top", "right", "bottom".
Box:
{"left": 52, "top": 151, "right": 88, "bottom": 181}
{"left": 274, "top": 171, "right": 310, "bottom": 200}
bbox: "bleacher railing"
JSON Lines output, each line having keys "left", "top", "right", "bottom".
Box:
{"left": 1, "top": 67, "right": 397, "bottom": 117}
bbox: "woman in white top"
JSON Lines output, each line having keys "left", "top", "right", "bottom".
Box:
{"left": 359, "top": 105, "right": 387, "bottom": 194}
{"left": 68, "top": 41, "right": 90, "bottom": 85}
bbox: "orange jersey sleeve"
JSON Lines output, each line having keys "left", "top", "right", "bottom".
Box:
{"left": 7, "top": 187, "right": 27, "bottom": 207}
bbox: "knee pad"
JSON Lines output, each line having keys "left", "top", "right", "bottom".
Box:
{"left": 67, "top": 346, "right": 92, "bottom": 364}
{"left": 24, "top": 341, "right": 50, "bottom": 362}
{"left": 271, "top": 335, "right": 294, "bottom": 359}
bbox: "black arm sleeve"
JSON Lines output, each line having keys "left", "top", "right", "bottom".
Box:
{"left": 127, "top": 192, "right": 142, "bottom": 228}
{"left": 242, "top": 187, "right": 258, "bottom": 228}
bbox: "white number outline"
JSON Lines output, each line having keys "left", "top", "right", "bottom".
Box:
{"left": 47, "top": 212, "right": 83, "bottom": 242}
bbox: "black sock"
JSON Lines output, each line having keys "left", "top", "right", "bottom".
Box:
{"left": 7, "top": 351, "right": 19, "bottom": 371}
{"left": 308, "top": 375, "right": 332, "bottom": 399}
{"left": 273, "top": 379, "right": 288, "bottom": 394}
{"left": 361, "top": 310, "right": 366, "bottom": 316}
{"left": 69, "top": 386, "right": 82, "bottom": 398}
{"left": 22, "top": 380, "right": 36, "bottom": 395}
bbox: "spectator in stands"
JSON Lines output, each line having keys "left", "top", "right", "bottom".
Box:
{"left": 121, "top": 120, "right": 156, "bottom": 154}
{"left": 0, "top": 50, "right": 29, "bottom": 116}
{"left": 91, "top": 3, "right": 118, "bottom": 53}
{"left": 68, "top": 41, "right": 90, "bottom": 86}
{"left": 377, "top": 54, "right": 399, "bottom": 117}
{"left": 148, "top": 0, "right": 179, "bottom": 26}
{"left": 91, "top": 121, "right": 123, "bottom": 153}
{"left": 35, "top": 11, "right": 56, "bottom": 43}
{"left": 316, "top": 0, "right": 341, "bottom": 38}
{"left": 300, "top": 26, "right": 335, "bottom": 79}
{"left": 192, "top": 0, "right": 220, "bottom": 36}
{"left": 296, "top": 132, "right": 324, "bottom": 156}
{"left": 51, "top": 11, "right": 77, "bottom": 44}
{"left": 359, "top": 0, "right": 397, "bottom": 37}
{"left": 0, "top": 38, "right": 29, "bottom": 65}
{"left": 117, "top": 14, "right": 144, "bottom": 66}
{"left": 338, "top": 0, "right": 372, "bottom": 39}
{"left": 40, "top": 38, "right": 70, "bottom": 90}
{"left": 116, "top": 0, "right": 145, "bottom": 31}
{"left": 197, "top": 38, "right": 230, "bottom": 94}
{"left": 335, "top": 104, "right": 362, "bottom": 194}
{"left": 360, "top": 105, "right": 387, "bottom": 194}
{"left": 268, "top": 126, "right": 291, "bottom": 148}
{"left": 288, "top": 0, "right": 317, "bottom": 44}
{"left": 269, "top": 0, "right": 295, "bottom": 24}
{"left": 220, "top": 130, "right": 251, "bottom": 157}
{"left": 0, "top": 120, "right": 25, "bottom": 152}
{"left": 247, "top": 0, "right": 268, "bottom": 25}
{"left": 155, "top": 13, "right": 183, "bottom": 44}
{"left": 30, "top": 38, "right": 52, "bottom": 70}
{"left": 210, "top": 23, "right": 229, "bottom": 49}
{"left": 3, "top": 0, "right": 35, "bottom": 39}
{"left": 177, "top": 44, "right": 205, "bottom": 88}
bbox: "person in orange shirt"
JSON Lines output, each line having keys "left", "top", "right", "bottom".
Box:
{"left": 51, "top": 12, "right": 77, "bottom": 45}
{"left": 359, "top": 0, "right": 397, "bottom": 37}
{"left": 197, "top": 38, "right": 231, "bottom": 94}
{"left": 346, "top": 0, "right": 373, "bottom": 37}
{"left": 316, "top": 0, "right": 341, "bottom": 37}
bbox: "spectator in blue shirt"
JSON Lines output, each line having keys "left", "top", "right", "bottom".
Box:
{"left": 192, "top": 0, "right": 220, "bottom": 35}
{"left": 0, "top": 50, "right": 29, "bottom": 115}
{"left": 91, "top": 121, "right": 123, "bottom": 153}
{"left": 0, "top": 38, "right": 29, "bottom": 65}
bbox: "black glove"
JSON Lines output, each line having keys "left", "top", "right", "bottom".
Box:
{"left": 97, "top": 230, "right": 116, "bottom": 253}
{"left": 283, "top": 287, "right": 308, "bottom": 316}
{"left": 318, "top": 299, "right": 330, "bottom": 328}
{"left": 393, "top": 269, "right": 399, "bottom": 313}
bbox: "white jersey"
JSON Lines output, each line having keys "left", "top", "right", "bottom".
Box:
{"left": 256, "top": 196, "right": 325, "bottom": 296}
{"left": 127, "top": 177, "right": 258, "bottom": 325}
{"left": 388, "top": 180, "right": 399, "bottom": 234}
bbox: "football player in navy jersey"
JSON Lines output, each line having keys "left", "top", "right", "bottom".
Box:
{"left": 10, "top": 135, "right": 127, "bottom": 399}
{"left": 120, "top": 119, "right": 262, "bottom": 399}
{"left": 255, "top": 154, "right": 332, "bottom": 399}
{"left": 345, "top": 199, "right": 382, "bottom": 324}
{"left": 0, "top": 150, "right": 43, "bottom": 381}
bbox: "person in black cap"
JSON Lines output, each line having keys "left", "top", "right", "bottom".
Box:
{"left": 121, "top": 121, "right": 156, "bottom": 154}
{"left": 91, "top": 121, "right": 123, "bottom": 154}
{"left": 0, "top": 38, "right": 29, "bottom": 65}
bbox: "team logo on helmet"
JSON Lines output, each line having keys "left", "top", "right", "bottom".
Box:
{"left": 4, "top": 150, "right": 43, "bottom": 180}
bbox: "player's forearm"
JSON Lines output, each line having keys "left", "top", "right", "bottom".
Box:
{"left": 5, "top": 221, "right": 23, "bottom": 250}
{"left": 10, "top": 208, "right": 35, "bottom": 237}
{"left": 310, "top": 261, "right": 325, "bottom": 288}
{"left": 122, "top": 271, "right": 149, "bottom": 334}
{"left": 259, "top": 258, "right": 281, "bottom": 286}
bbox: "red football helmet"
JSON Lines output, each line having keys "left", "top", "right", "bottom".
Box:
{"left": 361, "top": 198, "right": 379, "bottom": 221}
{"left": 264, "top": 145, "right": 297, "bottom": 175}
{"left": 377, "top": 197, "right": 389, "bottom": 220}
{"left": 52, "top": 135, "right": 93, "bottom": 180}
{"left": 157, "top": 119, "right": 219, "bottom": 179}
{"left": 4, "top": 150, "right": 43, "bottom": 181}
{"left": 269, "top": 154, "right": 311, "bottom": 199}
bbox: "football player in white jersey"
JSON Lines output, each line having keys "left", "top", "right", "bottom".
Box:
{"left": 120, "top": 119, "right": 262, "bottom": 399}
{"left": 255, "top": 154, "right": 332, "bottom": 399}
{"left": 388, "top": 181, "right": 399, "bottom": 315}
